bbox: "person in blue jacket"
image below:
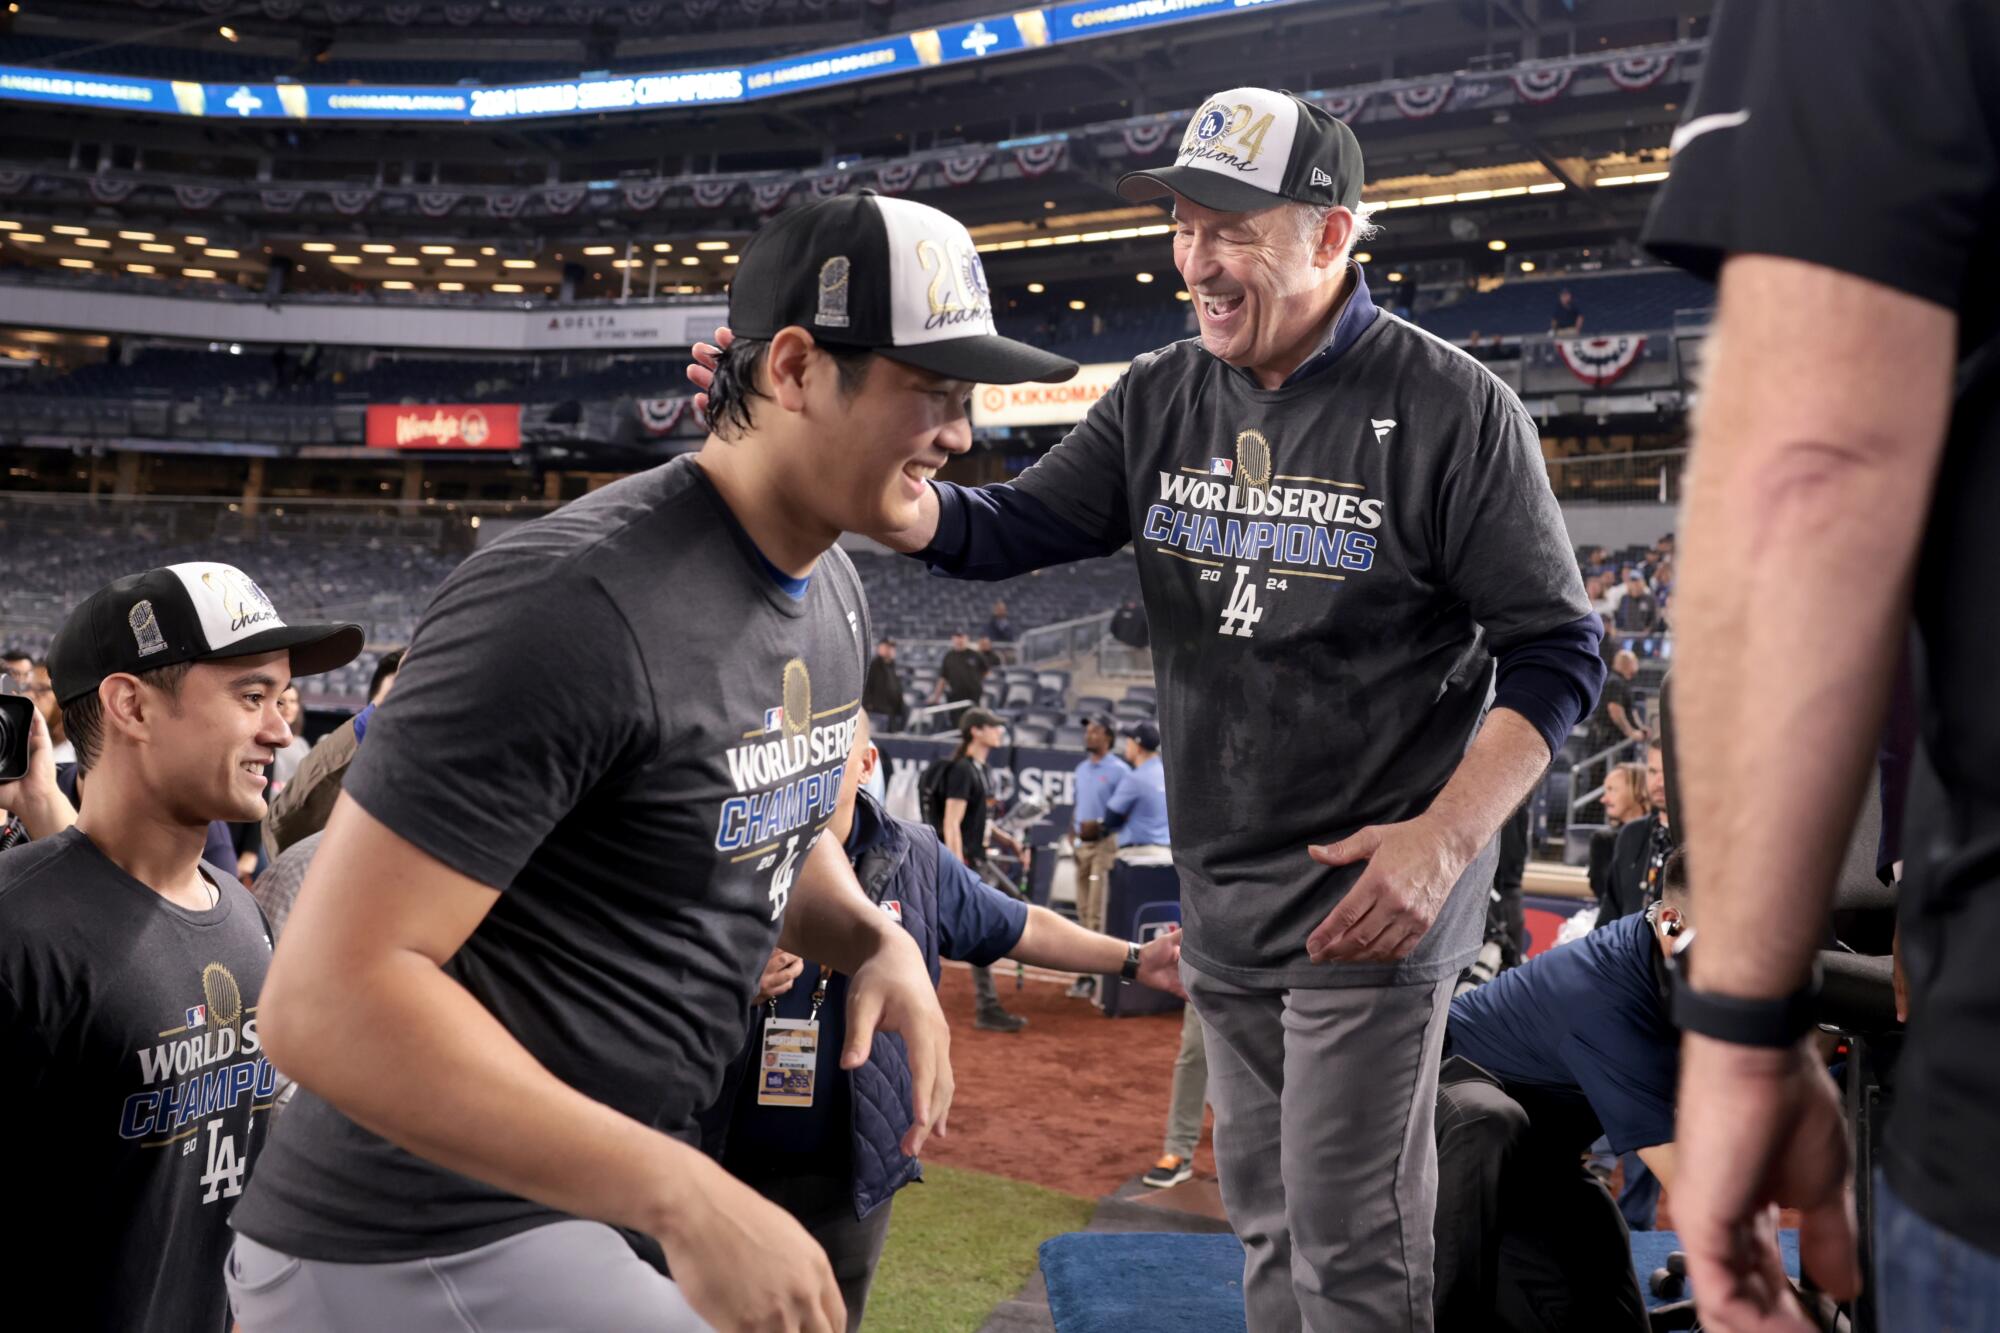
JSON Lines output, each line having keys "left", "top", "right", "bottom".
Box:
{"left": 704, "top": 715, "right": 1185, "bottom": 1330}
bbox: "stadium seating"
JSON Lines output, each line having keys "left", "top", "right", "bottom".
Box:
{"left": 1412, "top": 269, "right": 1715, "bottom": 343}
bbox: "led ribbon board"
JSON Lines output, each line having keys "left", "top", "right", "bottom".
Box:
{"left": 0, "top": 0, "right": 1312, "bottom": 122}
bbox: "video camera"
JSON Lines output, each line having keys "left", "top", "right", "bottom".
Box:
{"left": 0, "top": 676, "right": 36, "bottom": 783}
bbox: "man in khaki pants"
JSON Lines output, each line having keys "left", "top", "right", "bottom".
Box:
{"left": 1066, "top": 715, "right": 1129, "bottom": 999}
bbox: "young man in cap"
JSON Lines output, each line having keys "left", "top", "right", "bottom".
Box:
{"left": 228, "top": 193, "right": 1075, "bottom": 1333}
{"left": 0, "top": 562, "right": 362, "bottom": 1333}
{"left": 693, "top": 87, "right": 1600, "bottom": 1331}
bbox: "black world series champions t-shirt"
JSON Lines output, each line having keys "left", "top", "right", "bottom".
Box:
{"left": 231, "top": 456, "right": 870, "bottom": 1263}
{"left": 0, "top": 829, "right": 275, "bottom": 1332}
{"left": 1643, "top": 0, "right": 2000, "bottom": 1253}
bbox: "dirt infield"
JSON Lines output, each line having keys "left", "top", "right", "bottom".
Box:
{"left": 922, "top": 963, "right": 1215, "bottom": 1199}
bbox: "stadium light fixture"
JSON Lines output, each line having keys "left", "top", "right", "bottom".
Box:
{"left": 75, "top": 238, "right": 111, "bottom": 249}
{"left": 480, "top": 246, "right": 497, "bottom": 256}
{"left": 584, "top": 245, "right": 616, "bottom": 255}
{"left": 1487, "top": 239, "right": 1507, "bottom": 252}
{"left": 387, "top": 256, "right": 419, "bottom": 266}
{"left": 1527, "top": 182, "right": 1565, "bottom": 194}
{"left": 9, "top": 233, "right": 46, "bottom": 243}
{"left": 502, "top": 258, "right": 536, "bottom": 269}
{"left": 205, "top": 247, "right": 241, "bottom": 259}
{"left": 444, "top": 257, "right": 477, "bottom": 267}
{"left": 493, "top": 282, "right": 524, "bottom": 293}
{"left": 1026, "top": 282, "right": 1045, "bottom": 293}
{"left": 1386, "top": 271, "right": 1404, "bottom": 282}
{"left": 723, "top": 254, "right": 739, "bottom": 264}
{"left": 361, "top": 243, "right": 396, "bottom": 254}
{"left": 52, "top": 225, "right": 89, "bottom": 236}
{"left": 438, "top": 281, "right": 465, "bottom": 291}
{"left": 182, "top": 268, "right": 216, "bottom": 278}
{"left": 127, "top": 264, "right": 156, "bottom": 274}
{"left": 1519, "top": 260, "right": 1537, "bottom": 272}
{"left": 653, "top": 242, "right": 672, "bottom": 253}
{"left": 301, "top": 242, "right": 336, "bottom": 252}
{"left": 382, "top": 280, "right": 414, "bottom": 290}
{"left": 1135, "top": 272, "right": 1154, "bottom": 283}
{"left": 184, "top": 235, "right": 207, "bottom": 245}
{"left": 696, "top": 241, "right": 732, "bottom": 252}
{"left": 59, "top": 258, "right": 94, "bottom": 269}
{"left": 139, "top": 242, "right": 175, "bottom": 253}
{"left": 117, "top": 230, "right": 154, "bottom": 241}
{"left": 421, "top": 244, "right": 454, "bottom": 255}
{"left": 681, "top": 255, "right": 700, "bottom": 266}
{"left": 1354, "top": 251, "right": 1371, "bottom": 263}
{"left": 219, "top": 25, "right": 239, "bottom": 41}
{"left": 0, "top": 220, "right": 17, "bottom": 230}
{"left": 328, "top": 255, "right": 360, "bottom": 264}
{"left": 1594, "top": 171, "right": 1670, "bottom": 187}
{"left": 1175, "top": 290, "right": 1191, "bottom": 302}
{"left": 1067, "top": 299, "right": 1086, "bottom": 311}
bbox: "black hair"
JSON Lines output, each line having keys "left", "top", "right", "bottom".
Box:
{"left": 64, "top": 660, "right": 195, "bottom": 776}
{"left": 705, "top": 336, "right": 875, "bottom": 440}
{"left": 1661, "top": 847, "right": 1689, "bottom": 903}
{"left": 1, "top": 648, "right": 30, "bottom": 663}
{"left": 369, "top": 648, "right": 404, "bottom": 702}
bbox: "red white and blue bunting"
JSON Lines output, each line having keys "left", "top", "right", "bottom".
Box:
{"left": 691, "top": 179, "right": 738, "bottom": 209}
{"left": 1317, "top": 91, "right": 1368, "bottom": 121}
{"left": 0, "top": 169, "right": 27, "bottom": 195}
{"left": 541, "top": 184, "right": 586, "bottom": 215}
{"left": 173, "top": 184, "right": 223, "bottom": 210}
{"left": 485, "top": 191, "right": 527, "bottom": 218}
{"left": 415, "top": 189, "right": 462, "bottom": 217}
{"left": 939, "top": 151, "right": 990, "bottom": 186}
{"left": 1556, "top": 335, "right": 1647, "bottom": 387}
{"left": 751, "top": 178, "right": 793, "bottom": 213}
{"left": 807, "top": 171, "right": 850, "bottom": 200}
{"left": 1511, "top": 67, "right": 1574, "bottom": 104}
{"left": 622, "top": 178, "right": 668, "bottom": 211}
{"left": 1605, "top": 53, "right": 1674, "bottom": 91}
{"left": 88, "top": 176, "right": 138, "bottom": 204}
{"left": 329, "top": 187, "right": 376, "bottom": 215}
{"left": 1120, "top": 121, "right": 1175, "bottom": 156}
{"left": 1012, "top": 141, "right": 1065, "bottom": 178}
{"left": 636, "top": 396, "right": 691, "bottom": 436}
{"left": 875, "top": 160, "right": 923, "bottom": 194}
{"left": 1391, "top": 82, "right": 1453, "bottom": 119}
{"left": 260, "top": 188, "right": 304, "bottom": 213}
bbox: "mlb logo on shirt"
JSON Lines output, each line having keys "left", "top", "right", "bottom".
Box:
{"left": 880, "top": 901, "right": 903, "bottom": 922}
{"left": 764, "top": 706, "right": 785, "bottom": 733}
{"left": 185, "top": 1005, "right": 206, "bottom": 1028}
{"left": 1209, "top": 458, "right": 1234, "bottom": 477}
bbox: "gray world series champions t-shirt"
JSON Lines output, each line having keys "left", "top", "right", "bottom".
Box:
{"left": 1011, "top": 310, "right": 1587, "bottom": 989}
{"left": 232, "top": 456, "right": 870, "bottom": 1262}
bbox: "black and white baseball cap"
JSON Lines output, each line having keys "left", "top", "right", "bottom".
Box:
{"left": 48, "top": 562, "right": 364, "bottom": 706}
{"left": 1118, "top": 88, "right": 1365, "bottom": 214}
{"left": 729, "top": 191, "right": 1078, "bottom": 385}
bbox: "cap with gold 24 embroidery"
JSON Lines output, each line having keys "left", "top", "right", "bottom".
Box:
{"left": 1118, "top": 87, "right": 1365, "bottom": 215}
{"left": 47, "top": 562, "right": 364, "bottom": 706}
{"left": 728, "top": 191, "right": 1079, "bottom": 386}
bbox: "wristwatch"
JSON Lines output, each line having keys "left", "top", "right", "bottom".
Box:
{"left": 1120, "top": 941, "right": 1141, "bottom": 983}
{"left": 1671, "top": 964, "right": 1821, "bottom": 1048}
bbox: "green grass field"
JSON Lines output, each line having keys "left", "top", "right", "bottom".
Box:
{"left": 863, "top": 1163, "right": 1095, "bottom": 1332}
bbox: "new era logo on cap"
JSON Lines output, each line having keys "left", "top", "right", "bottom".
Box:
{"left": 1311, "top": 167, "right": 1333, "bottom": 188}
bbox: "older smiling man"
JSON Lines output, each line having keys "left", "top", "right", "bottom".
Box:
{"left": 691, "top": 89, "right": 1602, "bottom": 1331}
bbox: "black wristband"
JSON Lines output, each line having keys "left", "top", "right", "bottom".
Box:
{"left": 1120, "top": 941, "right": 1141, "bottom": 982}
{"left": 1672, "top": 965, "right": 1822, "bottom": 1048}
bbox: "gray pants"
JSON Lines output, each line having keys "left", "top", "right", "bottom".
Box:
{"left": 227, "top": 1220, "right": 713, "bottom": 1332}
{"left": 1185, "top": 961, "right": 1456, "bottom": 1333}
{"left": 1163, "top": 999, "right": 1209, "bottom": 1161}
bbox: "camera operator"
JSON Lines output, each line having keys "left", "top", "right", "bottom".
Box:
{"left": 1433, "top": 851, "right": 1696, "bottom": 1331}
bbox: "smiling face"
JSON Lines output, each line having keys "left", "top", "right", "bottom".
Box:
{"left": 1171, "top": 195, "right": 1350, "bottom": 384}
{"left": 806, "top": 354, "right": 975, "bottom": 537}
{"left": 116, "top": 652, "right": 295, "bottom": 825}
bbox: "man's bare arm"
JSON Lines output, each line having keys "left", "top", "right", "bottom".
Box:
{"left": 941, "top": 798, "right": 968, "bottom": 861}
{"left": 1677, "top": 255, "right": 1953, "bottom": 999}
